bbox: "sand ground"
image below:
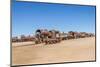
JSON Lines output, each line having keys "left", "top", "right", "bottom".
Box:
{"left": 12, "top": 37, "right": 95, "bottom": 66}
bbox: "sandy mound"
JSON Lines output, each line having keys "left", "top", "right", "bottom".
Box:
{"left": 12, "top": 37, "right": 95, "bottom": 66}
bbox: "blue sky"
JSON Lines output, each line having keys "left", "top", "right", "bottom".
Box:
{"left": 12, "top": 0, "right": 96, "bottom": 36}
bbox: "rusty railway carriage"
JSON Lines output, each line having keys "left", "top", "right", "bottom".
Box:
{"left": 35, "top": 29, "right": 61, "bottom": 44}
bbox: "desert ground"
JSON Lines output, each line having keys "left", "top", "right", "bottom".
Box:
{"left": 12, "top": 37, "right": 95, "bottom": 66}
